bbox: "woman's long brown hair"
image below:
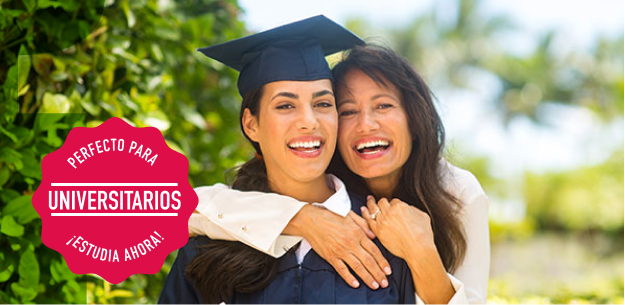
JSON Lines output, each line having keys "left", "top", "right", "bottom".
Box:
{"left": 329, "top": 44, "right": 467, "bottom": 273}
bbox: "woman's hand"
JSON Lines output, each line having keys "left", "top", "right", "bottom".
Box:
{"left": 285, "top": 205, "right": 392, "bottom": 290}
{"left": 362, "top": 196, "right": 456, "bottom": 304}
{"left": 361, "top": 196, "right": 436, "bottom": 260}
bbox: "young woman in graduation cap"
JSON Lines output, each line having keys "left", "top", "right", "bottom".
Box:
{"left": 159, "top": 16, "right": 417, "bottom": 303}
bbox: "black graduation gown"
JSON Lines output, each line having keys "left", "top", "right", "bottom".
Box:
{"left": 158, "top": 193, "right": 416, "bottom": 304}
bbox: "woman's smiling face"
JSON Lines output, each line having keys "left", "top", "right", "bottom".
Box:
{"left": 336, "top": 68, "right": 413, "bottom": 183}
{"left": 243, "top": 79, "right": 337, "bottom": 186}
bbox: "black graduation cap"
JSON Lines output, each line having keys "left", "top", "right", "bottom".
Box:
{"left": 198, "top": 15, "right": 364, "bottom": 97}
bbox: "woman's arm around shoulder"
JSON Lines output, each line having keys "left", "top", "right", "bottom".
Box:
{"left": 190, "top": 184, "right": 307, "bottom": 257}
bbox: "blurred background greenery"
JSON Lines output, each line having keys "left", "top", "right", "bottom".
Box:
{"left": 0, "top": 0, "right": 622, "bottom": 303}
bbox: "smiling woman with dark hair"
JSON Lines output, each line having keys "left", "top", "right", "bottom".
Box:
{"left": 328, "top": 44, "right": 489, "bottom": 303}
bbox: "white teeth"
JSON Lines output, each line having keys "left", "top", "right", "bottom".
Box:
{"left": 356, "top": 140, "right": 390, "bottom": 151}
{"left": 288, "top": 140, "right": 321, "bottom": 149}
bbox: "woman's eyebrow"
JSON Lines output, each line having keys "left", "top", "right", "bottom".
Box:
{"left": 312, "top": 90, "right": 333, "bottom": 99}
{"left": 372, "top": 93, "right": 400, "bottom": 101}
{"left": 270, "top": 92, "right": 299, "bottom": 101}
{"left": 337, "top": 99, "right": 355, "bottom": 107}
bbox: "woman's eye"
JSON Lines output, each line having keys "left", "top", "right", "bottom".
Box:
{"left": 339, "top": 110, "right": 357, "bottom": 116}
{"left": 315, "top": 101, "right": 334, "bottom": 108}
{"left": 378, "top": 103, "right": 394, "bottom": 109}
{"left": 276, "top": 104, "right": 294, "bottom": 110}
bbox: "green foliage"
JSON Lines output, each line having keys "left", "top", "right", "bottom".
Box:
{"left": 524, "top": 150, "right": 624, "bottom": 233}
{"left": 0, "top": 0, "right": 104, "bottom": 55}
{"left": 0, "top": 215, "right": 24, "bottom": 237}
{"left": 489, "top": 292, "right": 624, "bottom": 304}
{"left": 1, "top": 0, "right": 248, "bottom": 303}
{"left": 488, "top": 218, "right": 537, "bottom": 242}
{"left": 484, "top": 34, "right": 624, "bottom": 123}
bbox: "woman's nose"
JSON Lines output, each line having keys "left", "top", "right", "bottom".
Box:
{"left": 356, "top": 110, "right": 379, "bottom": 134}
{"left": 296, "top": 107, "right": 319, "bottom": 131}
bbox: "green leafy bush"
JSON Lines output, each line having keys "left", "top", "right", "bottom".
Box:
{"left": 524, "top": 150, "right": 624, "bottom": 233}
{"left": 1, "top": 0, "right": 248, "bottom": 303}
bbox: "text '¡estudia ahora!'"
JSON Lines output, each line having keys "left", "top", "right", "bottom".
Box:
{"left": 66, "top": 231, "right": 164, "bottom": 262}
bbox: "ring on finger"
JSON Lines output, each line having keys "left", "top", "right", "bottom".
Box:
{"left": 370, "top": 209, "right": 381, "bottom": 220}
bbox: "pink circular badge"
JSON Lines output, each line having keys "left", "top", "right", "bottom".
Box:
{"left": 32, "top": 117, "right": 198, "bottom": 284}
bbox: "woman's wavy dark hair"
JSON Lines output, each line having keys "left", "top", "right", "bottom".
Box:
{"left": 185, "top": 86, "right": 282, "bottom": 303}
{"left": 329, "top": 44, "right": 467, "bottom": 272}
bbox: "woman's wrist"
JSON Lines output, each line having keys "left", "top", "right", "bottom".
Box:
{"left": 405, "top": 244, "right": 455, "bottom": 304}
{"left": 398, "top": 231, "right": 436, "bottom": 261}
{"left": 404, "top": 243, "right": 443, "bottom": 278}
{"left": 283, "top": 204, "right": 315, "bottom": 237}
